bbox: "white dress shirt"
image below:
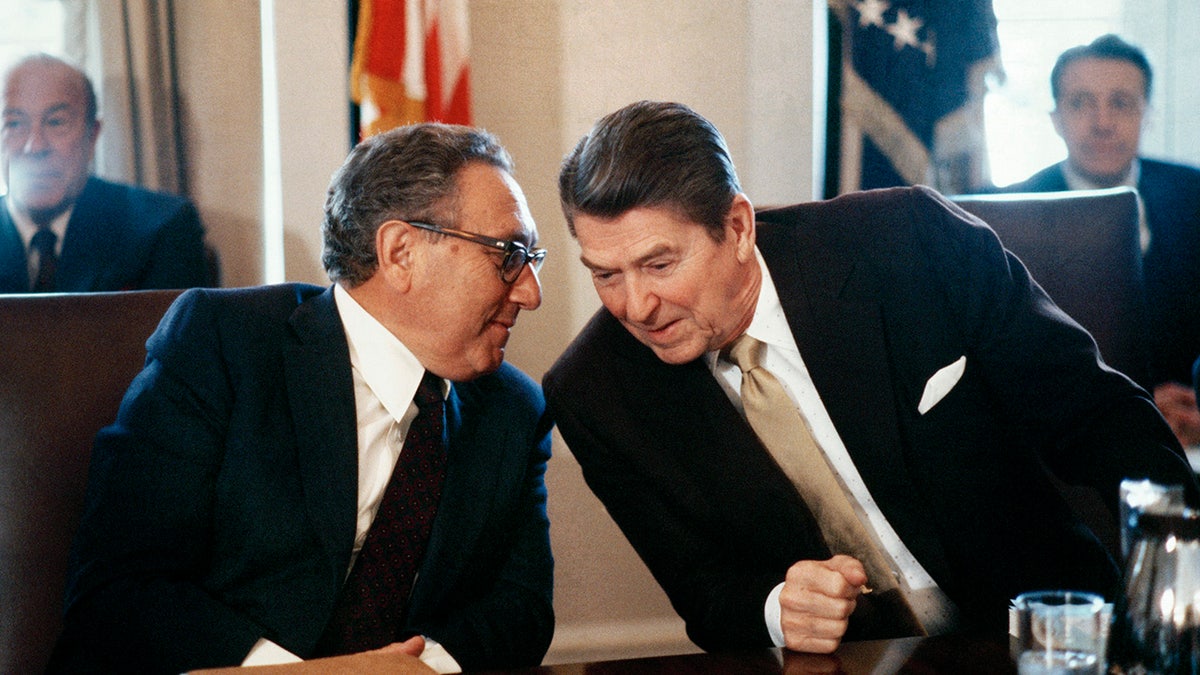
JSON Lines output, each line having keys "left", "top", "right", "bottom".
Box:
{"left": 706, "top": 251, "right": 957, "bottom": 645}
{"left": 242, "top": 284, "right": 460, "bottom": 673}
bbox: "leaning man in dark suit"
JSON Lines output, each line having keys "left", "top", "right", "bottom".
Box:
{"left": 1004, "top": 34, "right": 1200, "bottom": 448}
{"left": 544, "top": 100, "right": 1199, "bottom": 654}
{"left": 0, "top": 53, "right": 208, "bottom": 292}
{"left": 49, "top": 124, "right": 553, "bottom": 673}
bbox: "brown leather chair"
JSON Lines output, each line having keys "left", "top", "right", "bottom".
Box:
{"left": 950, "top": 187, "right": 1148, "bottom": 385}
{"left": 0, "top": 289, "right": 182, "bottom": 674}
{"left": 950, "top": 187, "right": 1147, "bottom": 560}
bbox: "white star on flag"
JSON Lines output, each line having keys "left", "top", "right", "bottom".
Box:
{"left": 856, "top": 0, "right": 889, "bottom": 28}
{"left": 887, "top": 9, "right": 924, "bottom": 51}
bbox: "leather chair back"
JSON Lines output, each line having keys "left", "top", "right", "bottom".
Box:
{"left": 950, "top": 187, "right": 1148, "bottom": 385}
{"left": 0, "top": 289, "right": 181, "bottom": 674}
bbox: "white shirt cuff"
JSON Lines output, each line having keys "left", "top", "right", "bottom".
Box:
{"left": 240, "top": 635, "right": 460, "bottom": 672}
{"left": 765, "top": 581, "right": 786, "bottom": 647}
{"left": 419, "top": 638, "right": 462, "bottom": 674}
{"left": 242, "top": 638, "right": 303, "bottom": 666}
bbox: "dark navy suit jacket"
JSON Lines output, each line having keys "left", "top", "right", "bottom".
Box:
{"left": 0, "top": 176, "right": 208, "bottom": 292}
{"left": 50, "top": 284, "right": 555, "bottom": 673}
{"left": 1006, "top": 159, "right": 1200, "bottom": 386}
{"left": 544, "top": 186, "right": 1198, "bottom": 652}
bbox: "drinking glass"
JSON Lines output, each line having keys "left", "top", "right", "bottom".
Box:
{"left": 1013, "top": 590, "right": 1106, "bottom": 675}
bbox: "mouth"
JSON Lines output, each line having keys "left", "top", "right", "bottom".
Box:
{"left": 638, "top": 318, "right": 683, "bottom": 343}
{"left": 10, "top": 167, "right": 64, "bottom": 187}
{"left": 487, "top": 316, "right": 516, "bottom": 343}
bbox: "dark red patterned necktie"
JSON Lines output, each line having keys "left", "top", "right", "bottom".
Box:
{"left": 314, "top": 371, "right": 447, "bottom": 656}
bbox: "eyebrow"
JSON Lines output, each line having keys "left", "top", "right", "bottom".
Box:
{"left": 2, "top": 103, "right": 74, "bottom": 118}
{"left": 580, "top": 243, "right": 673, "bottom": 271}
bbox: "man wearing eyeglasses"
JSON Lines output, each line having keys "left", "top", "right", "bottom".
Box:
{"left": 49, "top": 124, "right": 552, "bottom": 674}
{"left": 1007, "top": 34, "right": 1200, "bottom": 450}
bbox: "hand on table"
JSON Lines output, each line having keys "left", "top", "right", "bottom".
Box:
{"left": 778, "top": 555, "right": 867, "bottom": 654}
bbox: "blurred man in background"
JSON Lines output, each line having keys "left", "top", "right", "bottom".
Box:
{"left": 0, "top": 53, "right": 208, "bottom": 292}
{"left": 1007, "top": 34, "right": 1200, "bottom": 447}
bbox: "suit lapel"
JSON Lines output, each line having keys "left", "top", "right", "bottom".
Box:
{"left": 759, "top": 218, "right": 907, "bottom": 494}
{"left": 412, "top": 384, "right": 478, "bottom": 599}
{"left": 283, "top": 287, "right": 359, "bottom": 578}
{"left": 603, "top": 318, "right": 830, "bottom": 553}
{"left": 57, "top": 177, "right": 112, "bottom": 291}
{"left": 757, "top": 211, "right": 950, "bottom": 579}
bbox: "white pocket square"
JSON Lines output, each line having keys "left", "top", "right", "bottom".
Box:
{"left": 917, "top": 355, "right": 966, "bottom": 415}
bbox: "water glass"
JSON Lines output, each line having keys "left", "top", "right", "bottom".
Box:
{"left": 1014, "top": 590, "right": 1106, "bottom": 675}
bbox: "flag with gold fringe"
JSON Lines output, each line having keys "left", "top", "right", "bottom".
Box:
{"left": 350, "top": 0, "right": 471, "bottom": 139}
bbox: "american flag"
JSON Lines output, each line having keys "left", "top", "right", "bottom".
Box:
{"left": 350, "top": 0, "right": 471, "bottom": 139}
{"left": 831, "top": 0, "right": 1001, "bottom": 194}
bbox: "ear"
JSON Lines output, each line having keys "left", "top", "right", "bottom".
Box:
{"left": 375, "top": 220, "right": 416, "bottom": 292}
{"left": 725, "top": 193, "right": 757, "bottom": 263}
{"left": 84, "top": 118, "right": 102, "bottom": 160}
{"left": 1050, "top": 109, "right": 1066, "bottom": 140}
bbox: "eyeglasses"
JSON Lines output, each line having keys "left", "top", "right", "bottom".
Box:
{"left": 408, "top": 221, "right": 547, "bottom": 284}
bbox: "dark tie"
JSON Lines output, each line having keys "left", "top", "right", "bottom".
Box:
{"left": 30, "top": 228, "right": 57, "bottom": 292}
{"left": 314, "top": 371, "right": 448, "bottom": 656}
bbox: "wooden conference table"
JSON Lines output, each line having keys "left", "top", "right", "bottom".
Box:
{"left": 474, "top": 634, "right": 1017, "bottom": 675}
{"left": 195, "top": 634, "right": 1016, "bottom": 674}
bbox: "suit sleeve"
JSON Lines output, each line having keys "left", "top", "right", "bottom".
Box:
{"left": 544, "top": 349, "right": 805, "bottom": 652}
{"left": 909, "top": 187, "right": 1199, "bottom": 508}
{"left": 50, "top": 290, "right": 265, "bottom": 673}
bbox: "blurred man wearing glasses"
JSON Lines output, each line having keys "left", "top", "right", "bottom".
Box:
{"left": 49, "top": 124, "right": 553, "bottom": 674}
{"left": 1007, "top": 34, "right": 1200, "bottom": 448}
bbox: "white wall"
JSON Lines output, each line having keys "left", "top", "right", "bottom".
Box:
{"left": 180, "top": 0, "right": 821, "bottom": 664}
{"left": 1121, "top": 0, "right": 1200, "bottom": 167}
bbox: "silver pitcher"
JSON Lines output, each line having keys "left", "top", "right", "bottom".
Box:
{"left": 1107, "top": 508, "right": 1200, "bottom": 674}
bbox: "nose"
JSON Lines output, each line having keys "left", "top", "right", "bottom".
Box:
{"left": 1091, "top": 104, "right": 1118, "bottom": 132}
{"left": 21, "top": 122, "right": 50, "bottom": 155}
{"left": 509, "top": 263, "right": 542, "bottom": 310}
{"left": 622, "top": 275, "right": 659, "bottom": 325}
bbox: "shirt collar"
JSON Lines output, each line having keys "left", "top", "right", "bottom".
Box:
{"left": 333, "top": 283, "right": 447, "bottom": 419}
{"left": 743, "top": 248, "right": 795, "bottom": 352}
{"left": 705, "top": 248, "right": 796, "bottom": 368}
{"left": 7, "top": 197, "right": 72, "bottom": 252}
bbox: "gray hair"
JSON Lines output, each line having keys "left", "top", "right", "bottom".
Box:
{"left": 322, "top": 123, "right": 513, "bottom": 285}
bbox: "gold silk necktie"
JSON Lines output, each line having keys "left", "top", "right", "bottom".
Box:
{"left": 726, "top": 334, "right": 924, "bottom": 636}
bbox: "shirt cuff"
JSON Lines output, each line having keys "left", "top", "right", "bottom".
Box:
{"left": 765, "top": 581, "right": 786, "bottom": 648}
{"left": 242, "top": 638, "right": 303, "bottom": 666}
{"left": 420, "top": 638, "right": 462, "bottom": 674}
